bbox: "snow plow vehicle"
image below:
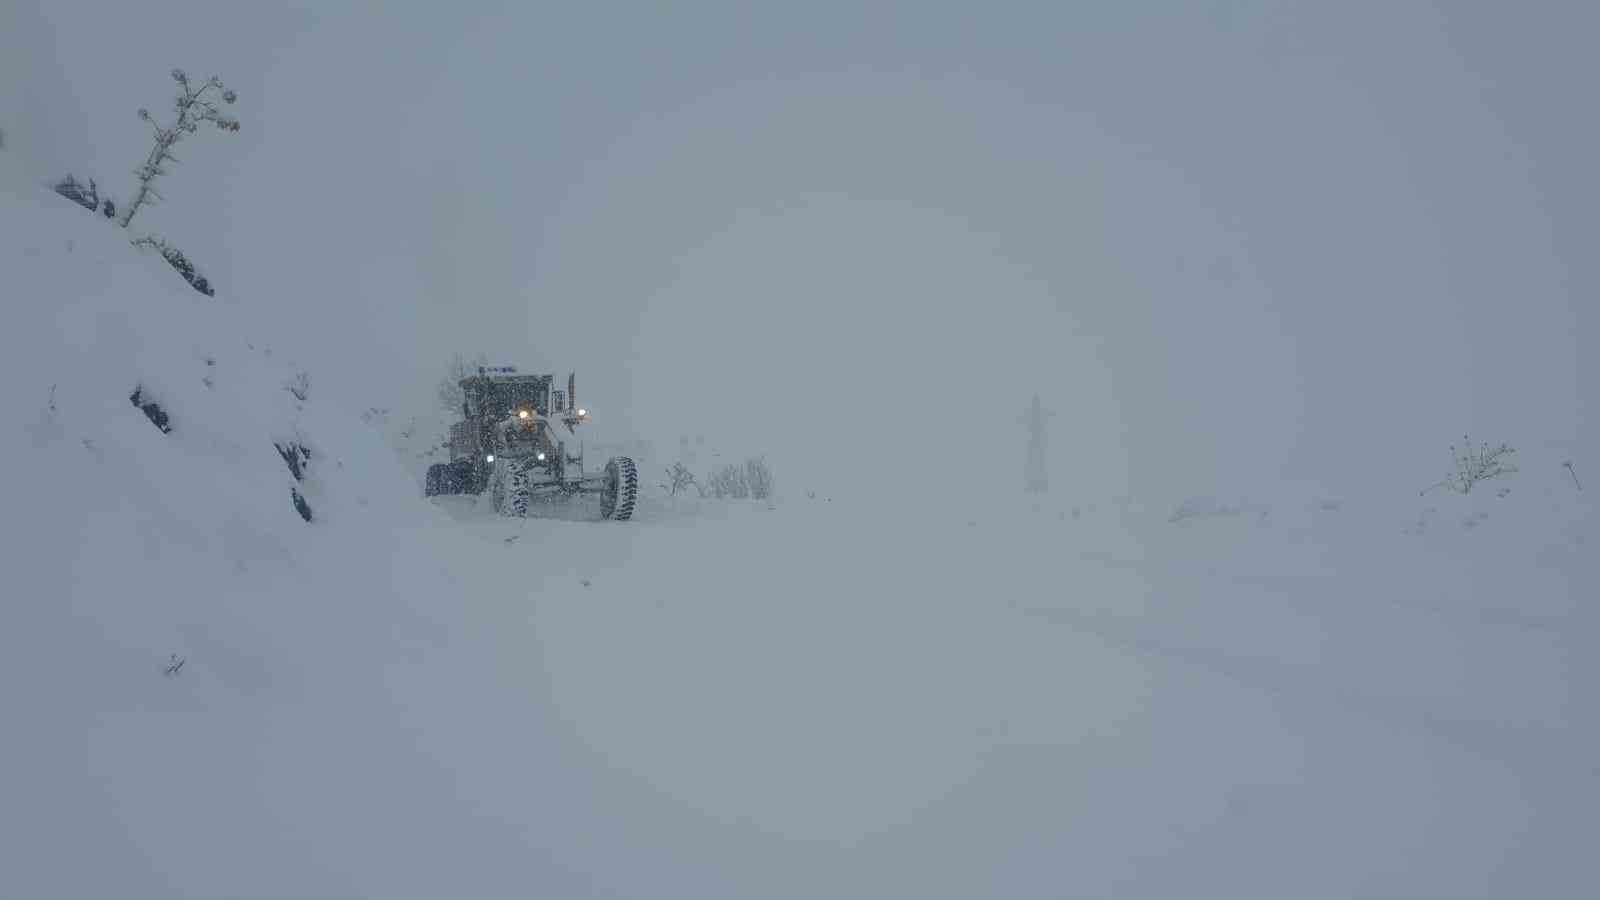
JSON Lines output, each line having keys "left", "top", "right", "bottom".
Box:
{"left": 424, "top": 366, "right": 638, "bottom": 521}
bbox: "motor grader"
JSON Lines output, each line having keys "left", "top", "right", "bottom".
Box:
{"left": 424, "top": 367, "right": 637, "bottom": 521}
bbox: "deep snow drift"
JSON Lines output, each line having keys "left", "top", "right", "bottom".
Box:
{"left": 3, "top": 150, "right": 1598, "bottom": 899}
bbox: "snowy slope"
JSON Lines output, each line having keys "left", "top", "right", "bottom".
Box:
{"left": 4, "top": 147, "right": 1599, "bottom": 900}
{"left": 0, "top": 153, "right": 570, "bottom": 898}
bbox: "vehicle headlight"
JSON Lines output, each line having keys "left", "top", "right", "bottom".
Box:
{"left": 536, "top": 451, "right": 547, "bottom": 462}
{"left": 518, "top": 409, "right": 531, "bottom": 420}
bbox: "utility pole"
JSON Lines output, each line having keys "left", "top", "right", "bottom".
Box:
{"left": 1022, "top": 394, "right": 1053, "bottom": 494}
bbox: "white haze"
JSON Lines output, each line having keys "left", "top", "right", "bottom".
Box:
{"left": 5, "top": 0, "right": 1591, "bottom": 500}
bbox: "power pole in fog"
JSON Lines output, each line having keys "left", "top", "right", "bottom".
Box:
{"left": 1023, "top": 394, "right": 1052, "bottom": 494}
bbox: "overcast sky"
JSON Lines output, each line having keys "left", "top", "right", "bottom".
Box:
{"left": 4, "top": 0, "right": 1593, "bottom": 501}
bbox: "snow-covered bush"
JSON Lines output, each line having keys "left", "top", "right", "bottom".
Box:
{"left": 702, "top": 458, "right": 772, "bottom": 500}
{"left": 705, "top": 463, "right": 749, "bottom": 499}
{"left": 744, "top": 456, "right": 773, "bottom": 500}
{"left": 1422, "top": 435, "right": 1517, "bottom": 496}
{"left": 130, "top": 234, "right": 212, "bottom": 296}
{"left": 53, "top": 174, "right": 117, "bottom": 218}
{"left": 128, "top": 385, "right": 172, "bottom": 434}
{"left": 1169, "top": 496, "right": 1268, "bottom": 525}
{"left": 54, "top": 174, "right": 97, "bottom": 211}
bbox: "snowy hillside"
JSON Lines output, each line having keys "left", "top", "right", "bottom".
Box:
{"left": 4, "top": 144, "right": 1597, "bottom": 898}
{"left": 1, "top": 150, "right": 518, "bottom": 896}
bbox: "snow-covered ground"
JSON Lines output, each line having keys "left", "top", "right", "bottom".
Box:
{"left": 3, "top": 146, "right": 1594, "bottom": 896}
{"left": 4, "top": 3, "right": 1599, "bottom": 891}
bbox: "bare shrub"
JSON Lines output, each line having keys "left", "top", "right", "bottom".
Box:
{"left": 285, "top": 371, "right": 310, "bottom": 402}
{"left": 663, "top": 462, "right": 696, "bottom": 496}
{"left": 1422, "top": 436, "right": 1517, "bottom": 496}
{"left": 120, "top": 69, "right": 240, "bottom": 228}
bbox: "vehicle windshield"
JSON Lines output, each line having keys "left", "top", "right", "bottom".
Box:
{"left": 473, "top": 380, "right": 546, "bottom": 419}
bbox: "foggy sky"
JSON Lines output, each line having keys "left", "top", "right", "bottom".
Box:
{"left": 4, "top": 0, "right": 1592, "bottom": 502}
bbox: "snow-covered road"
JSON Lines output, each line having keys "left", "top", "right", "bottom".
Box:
{"left": 414, "top": 489, "right": 1597, "bottom": 899}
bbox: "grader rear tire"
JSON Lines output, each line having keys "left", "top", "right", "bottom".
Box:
{"left": 600, "top": 456, "right": 638, "bottom": 521}
{"left": 424, "top": 463, "right": 454, "bottom": 497}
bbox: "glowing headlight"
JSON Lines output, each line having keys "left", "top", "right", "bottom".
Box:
{"left": 518, "top": 409, "right": 531, "bottom": 420}
{"left": 536, "top": 451, "right": 547, "bottom": 462}
{"left": 485, "top": 454, "right": 495, "bottom": 463}
{"left": 577, "top": 408, "right": 588, "bottom": 417}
